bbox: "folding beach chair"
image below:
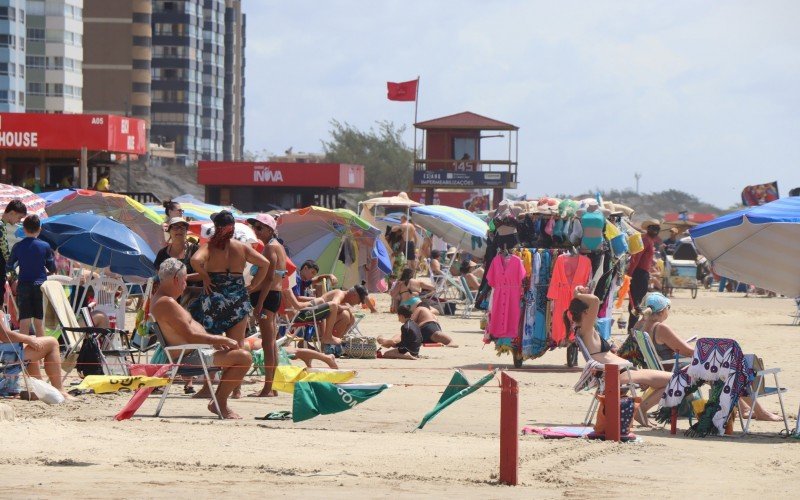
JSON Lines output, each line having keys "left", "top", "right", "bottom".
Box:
{"left": 150, "top": 321, "right": 224, "bottom": 419}
{"left": 0, "top": 342, "right": 25, "bottom": 397}
{"left": 631, "top": 329, "right": 692, "bottom": 372}
{"left": 574, "top": 335, "right": 645, "bottom": 426}
{"left": 458, "top": 276, "right": 476, "bottom": 319}
{"left": 41, "top": 280, "right": 133, "bottom": 380}
{"left": 738, "top": 355, "right": 790, "bottom": 436}
{"left": 790, "top": 298, "right": 800, "bottom": 326}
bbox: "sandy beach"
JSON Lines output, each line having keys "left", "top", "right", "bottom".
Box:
{"left": 2, "top": 289, "right": 798, "bottom": 498}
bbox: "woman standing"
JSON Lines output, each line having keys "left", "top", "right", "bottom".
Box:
{"left": 154, "top": 217, "right": 200, "bottom": 305}
{"left": 189, "top": 211, "right": 270, "bottom": 343}
{"left": 162, "top": 200, "right": 185, "bottom": 221}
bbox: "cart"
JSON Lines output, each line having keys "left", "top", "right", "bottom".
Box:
{"left": 663, "top": 256, "right": 699, "bottom": 298}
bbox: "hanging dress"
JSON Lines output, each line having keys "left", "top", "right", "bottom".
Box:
{"left": 486, "top": 253, "right": 526, "bottom": 338}
{"left": 546, "top": 253, "right": 592, "bottom": 346}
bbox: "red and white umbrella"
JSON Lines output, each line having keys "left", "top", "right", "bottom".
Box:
{"left": 0, "top": 183, "right": 47, "bottom": 218}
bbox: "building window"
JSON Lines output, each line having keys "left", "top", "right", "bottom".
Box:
{"left": 26, "top": 56, "right": 46, "bottom": 69}
{"left": 0, "top": 35, "right": 16, "bottom": 48}
{"left": 0, "top": 62, "right": 15, "bottom": 76}
{"left": 133, "top": 36, "right": 151, "bottom": 47}
{"left": 27, "top": 82, "right": 45, "bottom": 95}
{"left": 18, "top": 91, "right": 24, "bottom": 107}
{"left": 27, "top": 28, "right": 45, "bottom": 42}
{"left": 27, "top": 0, "right": 44, "bottom": 16}
{"left": 0, "top": 7, "right": 16, "bottom": 21}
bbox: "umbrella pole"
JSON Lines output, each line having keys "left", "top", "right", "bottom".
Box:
{"left": 331, "top": 236, "right": 346, "bottom": 282}
{"left": 77, "top": 247, "right": 102, "bottom": 315}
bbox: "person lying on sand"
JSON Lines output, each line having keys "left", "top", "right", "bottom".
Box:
{"left": 151, "top": 258, "right": 251, "bottom": 420}
{"left": 376, "top": 306, "right": 422, "bottom": 360}
{"left": 409, "top": 304, "right": 457, "bottom": 347}
{"left": 637, "top": 292, "right": 782, "bottom": 422}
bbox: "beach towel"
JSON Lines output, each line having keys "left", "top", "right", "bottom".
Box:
{"left": 521, "top": 426, "right": 593, "bottom": 438}
{"left": 573, "top": 359, "right": 602, "bottom": 392}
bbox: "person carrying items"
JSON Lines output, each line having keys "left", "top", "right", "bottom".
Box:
{"left": 627, "top": 219, "right": 660, "bottom": 333}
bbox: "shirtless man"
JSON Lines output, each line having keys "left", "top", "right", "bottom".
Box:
{"left": 247, "top": 214, "right": 285, "bottom": 397}
{"left": 283, "top": 285, "right": 376, "bottom": 346}
{"left": 151, "top": 258, "right": 251, "bottom": 419}
{"left": 391, "top": 215, "right": 419, "bottom": 272}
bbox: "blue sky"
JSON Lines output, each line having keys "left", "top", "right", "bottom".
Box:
{"left": 243, "top": 0, "right": 800, "bottom": 208}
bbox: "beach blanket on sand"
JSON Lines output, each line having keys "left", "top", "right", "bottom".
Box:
{"left": 522, "top": 426, "right": 594, "bottom": 438}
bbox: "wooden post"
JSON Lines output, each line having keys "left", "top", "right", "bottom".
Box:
{"left": 499, "top": 372, "right": 518, "bottom": 486}
{"left": 604, "top": 364, "right": 621, "bottom": 442}
{"left": 670, "top": 408, "right": 678, "bottom": 435}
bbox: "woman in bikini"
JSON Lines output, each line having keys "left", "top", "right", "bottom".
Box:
{"left": 190, "top": 210, "right": 270, "bottom": 348}
{"left": 389, "top": 268, "right": 435, "bottom": 313}
{"left": 566, "top": 286, "right": 671, "bottom": 425}
{"left": 638, "top": 292, "right": 782, "bottom": 422}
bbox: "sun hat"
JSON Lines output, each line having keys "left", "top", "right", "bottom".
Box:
{"left": 644, "top": 292, "right": 671, "bottom": 313}
{"left": 166, "top": 217, "right": 189, "bottom": 229}
{"left": 639, "top": 218, "right": 661, "bottom": 231}
{"left": 247, "top": 213, "right": 277, "bottom": 231}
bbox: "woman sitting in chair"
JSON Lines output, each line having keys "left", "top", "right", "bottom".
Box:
{"left": 389, "top": 268, "right": 435, "bottom": 313}
{"left": 567, "top": 286, "right": 671, "bottom": 425}
{"left": 637, "top": 292, "right": 782, "bottom": 422}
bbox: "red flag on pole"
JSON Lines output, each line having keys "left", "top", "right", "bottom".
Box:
{"left": 387, "top": 79, "right": 418, "bottom": 101}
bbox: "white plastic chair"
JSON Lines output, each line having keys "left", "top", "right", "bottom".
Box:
{"left": 89, "top": 276, "right": 128, "bottom": 330}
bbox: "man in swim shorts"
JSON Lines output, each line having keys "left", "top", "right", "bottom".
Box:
{"left": 283, "top": 285, "right": 376, "bottom": 347}
{"left": 391, "top": 215, "right": 419, "bottom": 273}
{"left": 411, "top": 303, "right": 458, "bottom": 347}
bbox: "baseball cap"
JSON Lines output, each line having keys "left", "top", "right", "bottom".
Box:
{"left": 210, "top": 210, "right": 235, "bottom": 227}
{"left": 246, "top": 213, "right": 277, "bottom": 231}
{"left": 644, "top": 292, "right": 671, "bottom": 313}
{"left": 166, "top": 217, "right": 189, "bottom": 230}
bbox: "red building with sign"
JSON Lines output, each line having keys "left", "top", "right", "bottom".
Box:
{"left": 197, "top": 161, "right": 365, "bottom": 211}
{"left": 0, "top": 112, "right": 147, "bottom": 190}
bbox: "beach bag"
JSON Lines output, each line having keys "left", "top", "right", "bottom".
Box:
{"left": 627, "top": 232, "right": 643, "bottom": 254}
{"left": 24, "top": 376, "right": 65, "bottom": 405}
{"left": 76, "top": 335, "right": 104, "bottom": 377}
{"left": 594, "top": 394, "right": 640, "bottom": 436}
{"left": 342, "top": 333, "right": 377, "bottom": 359}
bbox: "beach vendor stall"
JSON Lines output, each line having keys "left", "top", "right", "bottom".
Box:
{"left": 480, "top": 196, "right": 637, "bottom": 367}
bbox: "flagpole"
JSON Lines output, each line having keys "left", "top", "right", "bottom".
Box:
{"left": 413, "top": 76, "right": 420, "bottom": 167}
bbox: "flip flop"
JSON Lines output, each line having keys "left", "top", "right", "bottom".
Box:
{"left": 255, "top": 410, "right": 292, "bottom": 421}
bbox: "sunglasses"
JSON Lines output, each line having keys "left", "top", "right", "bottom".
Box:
{"left": 253, "top": 224, "right": 272, "bottom": 232}
{"left": 174, "top": 208, "right": 185, "bottom": 214}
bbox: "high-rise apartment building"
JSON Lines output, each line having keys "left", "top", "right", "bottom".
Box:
{"left": 223, "top": 0, "right": 244, "bottom": 160}
{"left": 151, "top": 0, "right": 203, "bottom": 165}
{"left": 201, "top": 0, "right": 223, "bottom": 161}
{"left": 0, "top": 1, "right": 26, "bottom": 112}
{"left": 82, "top": 0, "right": 152, "bottom": 131}
{"left": 25, "top": 0, "right": 83, "bottom": 113}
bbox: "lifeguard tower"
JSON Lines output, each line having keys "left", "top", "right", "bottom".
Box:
{"left": 413, "top": 111, "right": 518, "bottom": 208}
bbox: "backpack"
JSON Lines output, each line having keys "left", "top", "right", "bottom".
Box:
{"left": 76, "top": 335, "right": 105, "bottom": 377}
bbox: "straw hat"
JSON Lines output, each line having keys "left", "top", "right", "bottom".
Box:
{"left": 640, "top": 218, "right": 661, "bottom": 231}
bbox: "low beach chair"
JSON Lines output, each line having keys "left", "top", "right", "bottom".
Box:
{"left": 574, "top": 335, "right": 645, "bottom": 426}
{"left": 457, "top": 276, "right": 476, "bottom": 319}
{"left": 150, "top": 321, "right": 224, "bottom": 420}
{"left": 87, "top": 276, "right": 128, "bottom": 330}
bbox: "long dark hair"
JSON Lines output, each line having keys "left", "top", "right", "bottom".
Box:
{"left": 399, "top": 268, "right": 413, "bottom": 285}
{"left": 209, "top": 224, "right": 234, "bottom": 249}
{"left": 563, "top": 297, "right": 590, "bottom": 334}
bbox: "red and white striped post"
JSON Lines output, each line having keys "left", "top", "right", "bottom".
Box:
{"left": 604, "top": 364, "right": 621, "bottom": 442}
{"left": 499, "top": 371, "right": 519, "bottom": 485}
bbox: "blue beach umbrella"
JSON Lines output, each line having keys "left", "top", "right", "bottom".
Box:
{"left": 35, "top": 213, "right": 156, "bottom": 279}
{"left": 39, "top": 188, "right": 77, "bottom": 206}
{"left": 410, "top": 205, "right": 489, "bottom": 258}
{"left": 690, "top": 196, "right": 800, "bottom": 297}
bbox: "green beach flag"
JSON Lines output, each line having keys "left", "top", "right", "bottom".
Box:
{"left": 292, "top": 382, "right": 390, "bottom": 422}
{"left": 417, "top": 369, "right": 498, "bottom": 429}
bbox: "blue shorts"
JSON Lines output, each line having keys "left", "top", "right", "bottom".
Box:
{"left": 17, "top": 282, "right": 44, "bottom": 320}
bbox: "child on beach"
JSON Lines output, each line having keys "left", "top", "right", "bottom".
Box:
{"left": 7, "top": 215, "right": 55, "bottom": 337}
{"left": 377, "top": 305, "right": 422, "bottom": 360}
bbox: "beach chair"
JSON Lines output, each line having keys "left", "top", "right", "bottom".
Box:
{"left": 574, "top": 335, "right": 646, "bottom": 426}
{"left": 738, "top": 355, "right": 790, "bottom": 436}
{"left": 790, "top": 298, "right": 800, "bottom": 326}
{"left": 88, "top": 275, "right": 129, "bottom": 330}
{"left": 41, "top": 280, "right": 132, "bottom": 380}
{"left": 77, "top": 307, "right": 135, "bottom": 376}
{"left": 0, "top": 342, "right": 25, "bottom": 397}
{"left": 631, "top": 330, "right": 692, "bottom": 372}
{"left": 150, "top": 321, "right": 224, "bottom": 420}
{"left": 457, "top": 276, "right": 476, "bottom": 319}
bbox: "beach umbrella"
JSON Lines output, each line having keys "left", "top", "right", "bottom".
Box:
{"left": 35, "top": 213, "right": 156, "bottom": 279}
{"left": 0, "top": 183, "right": 47, "bottom": 217}
{"left": 277, "top": 206, "right": 388, "bottom": 288}
{"left": 46, "top": 189, "right": 164, "bottom": 252}
{"left": 39, "top": 188, "right": 77, "bottom": 206}
{"left": 410, "top": 205, "right": 489, "bottom": 258}
{"left": 690, "top": 197, "right": 800, "bottom": 297}
{"left": 147, "top": 194, "right": 245, "bottom": 222}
